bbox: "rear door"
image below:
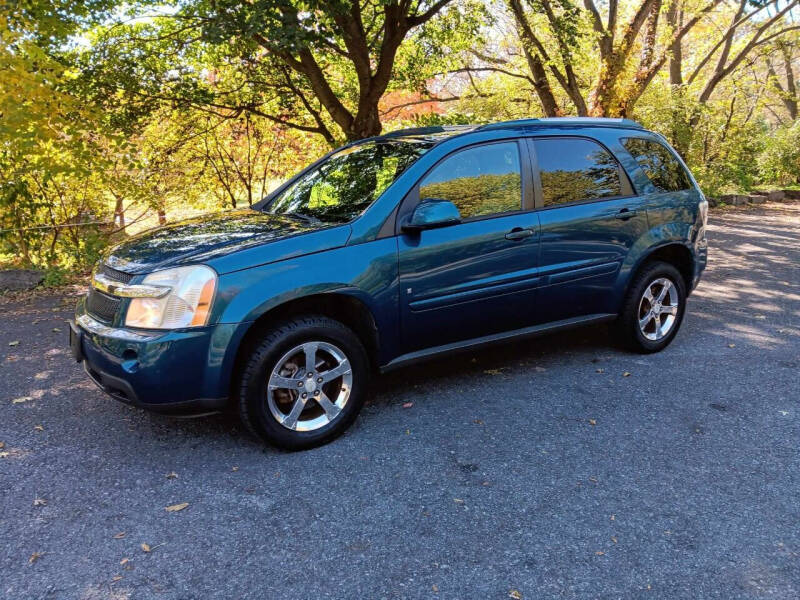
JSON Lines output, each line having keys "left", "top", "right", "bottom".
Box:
{"left": 397, "top": 140, "right": 540, "bottom": 353}
{"left": 530, "top": 136, "right": 649, "bottom": 324}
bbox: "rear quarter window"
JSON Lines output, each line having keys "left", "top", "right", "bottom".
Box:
{"left": 621, "top": 137, "right": 692, "bottom": 193}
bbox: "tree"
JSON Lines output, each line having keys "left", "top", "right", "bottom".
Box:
{"left": 85, "top": 0, "right": 483, "bottom": 146}
{"left": 501, "top": 0, "right": 799, "bottom": 118}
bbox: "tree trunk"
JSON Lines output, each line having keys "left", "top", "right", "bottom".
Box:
{"left": 113, "top": 195, "right": 126, "bottom": 229}
{"left": 780, "top": 44, "right": 798, "bottom": 120}
{"left": 523, "top": 49, "right": 562, "bottom": 117}
{"left": 667, "top": 6, "right": 683, "bottom": 85}
{"left": 157, "top": 208, "right": 166, "bottom": 226}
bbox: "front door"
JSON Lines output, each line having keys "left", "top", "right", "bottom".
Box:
{"left": 397, "top": 141, "right": 540, "bottom": 353}
{"left": 529, "top": 136, "right": 649, "bottom": 324}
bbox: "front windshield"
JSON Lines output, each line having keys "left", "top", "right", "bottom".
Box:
{"left": 266, "top": 139, "right": 433, "bottom": 224}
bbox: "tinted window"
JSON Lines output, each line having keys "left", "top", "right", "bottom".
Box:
{"left": 534, "top": 138, "right": 622, "bottom": 206}
{"left": 622, "top": 137, "right": 692, "bottom": 192}
{"left": 268, "top": 140, "right": 433, "bottom": 223}
{"left": 419, "top": 142, "right": 521, "bottom": 219}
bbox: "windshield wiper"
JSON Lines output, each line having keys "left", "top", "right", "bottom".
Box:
{"left": 282, "top": 211, "right": 323, "bottom": 225}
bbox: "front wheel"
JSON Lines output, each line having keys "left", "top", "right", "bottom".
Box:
{"left": 616, "top": 261, "right": 687, "bottom": 353}
{"left": 236, "top": 315, "right": 370, "bottom": 450}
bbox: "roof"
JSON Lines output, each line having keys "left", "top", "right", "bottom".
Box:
{"left": 380, "top": 118, "right": 644, "bottom": 142}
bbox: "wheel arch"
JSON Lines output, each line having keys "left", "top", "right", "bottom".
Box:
{"left": 625, "top": 242, "right": 695, "bottom": 303}
{"left": 226, "top": 292, "right": 381, "bottom": 400}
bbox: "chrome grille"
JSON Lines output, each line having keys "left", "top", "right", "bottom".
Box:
{"left": 86, "top": 288, "right": 121, "bottom": 323}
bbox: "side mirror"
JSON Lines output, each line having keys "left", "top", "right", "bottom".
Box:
{"left": 402, "top": 198, "right": 461, "bottom": 232}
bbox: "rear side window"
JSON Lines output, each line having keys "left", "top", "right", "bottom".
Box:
{"left": 418, "top": 142, "right": 522, "bottom": 219}
{"left": 622, "top": 137, "right": 692, "bottom": 193}
{"left": 533, "top": 138, "right": 622, "bottom": 206}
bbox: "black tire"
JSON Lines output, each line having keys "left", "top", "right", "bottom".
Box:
{"left": 616, "top": 261, "right": 687, "bottom": 353}
{"left": 236, "top": 315, "right": 370, "bottom": 450}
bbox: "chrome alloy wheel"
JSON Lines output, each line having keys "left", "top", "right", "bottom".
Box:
{"left": 267, "top": 341, "right": 353, "bottom": 431}
{"left": 638, "top": 277, "right": 679, "bottom": 341}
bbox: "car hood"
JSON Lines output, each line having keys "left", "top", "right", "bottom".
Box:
{"left": 102, "top": 209, "right": 344, "bottom": 275}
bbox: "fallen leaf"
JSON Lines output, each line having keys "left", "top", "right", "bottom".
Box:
{"left": 52, "top": 328, "right": 61, "bottom": 333}
{"left": 402, "top": 402, "right": 414, "bottom": 409}
{"left": 141, "top": 543, "right": 151, "bottom": 553}
{"left": 453, "top": 498, "right": 465, "bottom": 504}
{"left": 113, "top": 532, "right": 126, "bottom": 539}
{"left": 432, "top": 584, "right": 439, "bottom": 592}
{"left": 588, "top": 419, "right": 597, "bottom": 426}
{"left": 231, "top": 466, "right": 239, "bottom": 472}
{"left": 111, "top": 576, "right": 123, "bottom": 582}
{"left": 28, "top": 552, "right": 43, "bottom": 564}
{"left": 589, "top": 476, "right": 598, "bottom": 483}
{"left": 34, "top": 425, "right": 44, "bottom": 431}
{"left": 509, "top": 590, "right": 523, "bottom": 599}
{"left": 12, "top": 396, "right": 32, "bottom": 404}
{"left": 534, "top": 366, "right": 546, "bottom": 373}
{"left": 166, "top": 472, "right": 178, "bottom": 479}
{"left": 595, "top": 551, "right": 605, "bottom": 556}
{"left": 473, "top": 419, "right": 484, "bottom": 425}
{"left": 623, "top": 371, "right": 631, "bottom": 377}
{"left": 0, "top": 451, "right": 9, "bottom": 458}
{"left": 610, "top": 514, "right": 615, "bottom": 521}
{"left": 0, "top": 442, "right": 4, "bottom": 449}
{"left": 728, "top": 343, "right": 736, "bottom": 348}
{"left": 8, "top": 341, "right": 19, "bottom": 347}
{"left": 165, "top": 502, "right": 189, "bottom": 512}
{"left": 33, "top": 498, "right": 46, "bottom": 507}
{"left": 595, "top": 368, "right": 604, "bottom": 373}
{"left": 484, "top": 369, "right": 504, "bottom": 375}
{"left": 120, "top": 558, "right": 129, "bottom": 565}
{"left": 611, "top": 536, "right": 618, "bottom": 543}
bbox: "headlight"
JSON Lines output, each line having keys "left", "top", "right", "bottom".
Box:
{"left": 125, "top": 265, "right": 217, "bottom": 329}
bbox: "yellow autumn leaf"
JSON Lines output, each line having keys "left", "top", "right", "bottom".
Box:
{"left": 113, "top": 532, "right": 126, "bottom": 539}
{"left": 165, "top": 502, "right": 189, "bottom": 512}
{"left": 141, "top": 543, "right": 151, "bottom": 553}
{"left": 509, "top": 590, "right": 522, "bottom": 599}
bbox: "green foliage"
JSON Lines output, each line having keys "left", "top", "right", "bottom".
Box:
{"left": 758, "top": 122, "right": 800, "bottom": 186}
{"left": 42, "top": 265, "right": 69, "bottom": 287}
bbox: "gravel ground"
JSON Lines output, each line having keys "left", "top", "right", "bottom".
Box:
{"left": 1, "top": 204, "right": 798, "bottom": 600}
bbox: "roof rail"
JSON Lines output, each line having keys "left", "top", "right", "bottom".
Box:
{"left": 379, "top": 124, "right": 477, "bottom": 139}
{"left": 479, "top": 117, "right": 644, "bottom": 131}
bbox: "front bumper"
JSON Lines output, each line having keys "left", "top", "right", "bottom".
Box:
{"left": 69, "top": 307, "right": 235, "bottom": 416}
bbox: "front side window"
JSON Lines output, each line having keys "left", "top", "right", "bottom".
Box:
{"left": 418, "top": 142, "right": 522, "bottom": 219}
{"left": 268, "top": 140, "right": 433, "bottom": 224}
{"left": 622, "top": 137, "right": 692, "bottom": 193}
{"left": 533, "top": 138, "right": 622, "bottom": 206}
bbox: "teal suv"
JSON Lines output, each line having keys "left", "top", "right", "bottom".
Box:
{"left": 70, "top": 117, "right": 708, "bottom": 449}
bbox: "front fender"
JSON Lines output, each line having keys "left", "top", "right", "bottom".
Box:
{"left": 209, "top": 238, "right": 400, "bottom": 394}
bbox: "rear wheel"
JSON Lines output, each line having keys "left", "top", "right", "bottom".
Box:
{"left": 236, "top": 315, "right": 370, "bottom": 450}
{"left": 616, "top": 261, "right": 686, "bottom": 353}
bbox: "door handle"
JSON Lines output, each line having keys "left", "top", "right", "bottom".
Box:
{"left": 615, "top": 208, "right": 638, "bottom": 220}
{"left": 505, "top": 227, "right": 535, "bottom": 241}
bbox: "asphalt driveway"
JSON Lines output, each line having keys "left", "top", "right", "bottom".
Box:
{"left": 1, "top": 204, "right": 799, "bottom": 600}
